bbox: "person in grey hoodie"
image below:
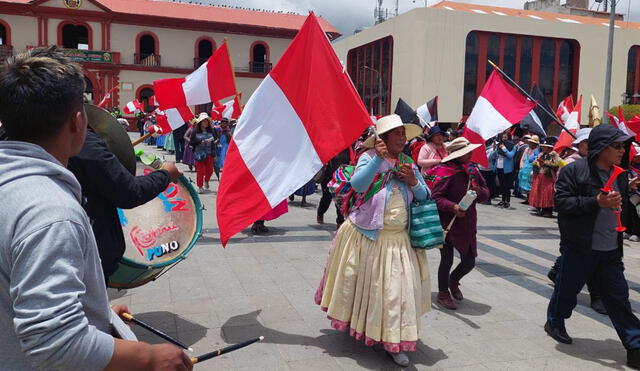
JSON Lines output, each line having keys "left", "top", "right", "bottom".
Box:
{"left": 0, "top": 47, "right": 192, "bottom": 371}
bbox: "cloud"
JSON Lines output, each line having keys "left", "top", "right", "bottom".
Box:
{"left": 200, "top": 0, "right": 639, "bottom": 36}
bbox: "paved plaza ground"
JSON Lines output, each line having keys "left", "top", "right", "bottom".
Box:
{"left": 108, "top": 140, "right": 640, "bottom": 370}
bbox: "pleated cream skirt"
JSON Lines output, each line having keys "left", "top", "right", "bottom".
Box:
{"left": 315, "top": 188, "right": 431, "bottom": 352}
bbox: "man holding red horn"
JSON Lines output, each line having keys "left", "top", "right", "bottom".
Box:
{"left": 545, "top": 124, "right": 640, "bottom": 369}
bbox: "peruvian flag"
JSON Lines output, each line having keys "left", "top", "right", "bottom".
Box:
{"left": 98, "top": 86, "right": 118, "bottom": 108}
{"left": 216, "top": 13, "right": 371, "bottom": 246}
{"left": 556, "top": 95, "right": 574, "bottom": 124}
{"left": 554, "top": 95, "right": 582, "bottom": 152}
{"left": 625, "top": 115, "right": 640, "bottom": 142}
{"left": 153, "top": 42, "right": 237, "bottom": 110}
{"left": 211, "top": 94, "right": 242, "bottom": 121}
{"left": 156, "top": 105, "right": 194, "bottom": 134}
{"left": 123, "top": 99, "right": 143, "bottom": 115}
{"left": 416, "top": 96, "right": 438, "bottom": 126}
{"left": 463, "top": 70, "right": 535, "bottom": 166}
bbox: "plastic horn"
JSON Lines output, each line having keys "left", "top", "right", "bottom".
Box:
{"left": 131, "top": 125, "right": 164, "bottom": 147}
{"left": 190, "top": 336, "right": 264, "bottom": 364}
{"left": 120, "top": 312, "right": 193, "bottom": 352}
{"left": 614, "top": 207, "right": 627, "bottom": 232}
{"left": 601, "top": 165, "right": 625, "bottom": 193}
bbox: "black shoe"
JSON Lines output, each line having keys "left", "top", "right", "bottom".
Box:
{"left": 494, "top": 201, "right": 505, "bottom": 207}
{"left": 544, "top": 321, "right": 572, "bottom": 344}
{"left": 590, "top": 297, "right": 608, "bottom": 315}
{"left": 503, "top": 202, "right": 510, "bottom": 209}
{"left": 628, "top": 348, "right": 640, "bottom": 370}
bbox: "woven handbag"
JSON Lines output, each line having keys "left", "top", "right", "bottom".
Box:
{"left": 410, "top": 199, "right": 444, "bottom": 249}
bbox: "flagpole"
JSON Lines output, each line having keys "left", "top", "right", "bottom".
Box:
{"left": 487, "top": 60, "right": 577, "bottom": 140}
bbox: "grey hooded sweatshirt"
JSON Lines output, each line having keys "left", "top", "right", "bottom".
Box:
{"left": 0, "top": 142, "right": 114, "bottom": 370}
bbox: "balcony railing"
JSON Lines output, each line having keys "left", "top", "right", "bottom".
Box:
{"left": 135, "top": 53, "right": 161, "bottom": 67}
{"left": 0, "top": 45, "right": 14, "bottom": 63}
{"left": 249, "top": 61, "right": 272, "bottom": 73}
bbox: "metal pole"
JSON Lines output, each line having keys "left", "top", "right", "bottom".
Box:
{"left": 603, "top": 0, "right": 616, "bottom": 125}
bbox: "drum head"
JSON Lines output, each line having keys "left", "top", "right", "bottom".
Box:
{"left": 116, "top": 171, "right": 202, "bottom": 268}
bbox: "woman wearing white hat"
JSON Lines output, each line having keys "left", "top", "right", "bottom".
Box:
{"left": 190, "top": 112, "right": 216, "bottom": 193}
{"left": 315, "top": 114, "right": 430, "bottom": 367}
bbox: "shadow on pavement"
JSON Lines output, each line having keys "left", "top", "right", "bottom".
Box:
{"left": 220, "top": 309, "right": 447, "bottom": 370}
{"left": 431, "top": 296, "right": 492, "bottom": 329}
{"left": 131, "top": 310, "right": 207, "bottom": 347}
{"left": 554, "top": 337, "right": 627, "bottom": 370}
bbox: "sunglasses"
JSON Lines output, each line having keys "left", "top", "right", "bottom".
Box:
{"left": 609, "top": 142, "right": 625, "bottom": 150}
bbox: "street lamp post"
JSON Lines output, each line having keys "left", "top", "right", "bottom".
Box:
{"left": 364, "top": 65, "right": 383, "bottom": 115}
{"left": 603, "top": 0, "right": 616, "bottom": 125}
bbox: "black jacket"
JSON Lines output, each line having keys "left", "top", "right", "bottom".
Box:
{"left": 68, "top": 130, "right": 170, "bottom": 280}
{"left": 555, "top": 124, "right": 631, "bottom": 254}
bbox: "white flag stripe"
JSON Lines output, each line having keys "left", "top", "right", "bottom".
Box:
{"left": 183, "top": 61, "right": 210, "bottom": 106}
{"left": 465, "top": 96, "right": 513, "bottom": 139}
{"left": 165, "top": 108, "right": 185, "bottom": 130}
{"left": 416, "top": 103, "right": 431, "bottom": 124}
{"left": 234, "top": 75, "right": 323, "bottom": 207}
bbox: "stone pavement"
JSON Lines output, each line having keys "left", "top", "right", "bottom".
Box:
{"left": 109, "top": 140, "right": 640, "bottom": 370}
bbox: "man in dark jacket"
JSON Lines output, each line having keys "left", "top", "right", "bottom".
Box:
{"left": 68, "top": 129, "right": 181, "bottom": 283}
{"left": 545, "top": 124, "right": 640, "bottom": 369}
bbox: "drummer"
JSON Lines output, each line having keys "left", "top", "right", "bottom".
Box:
{"left": 68, "top": 111, "right": 181, "bottom": 283}
{"left": 0, "top": 47, "right": 192, "bottom": 371}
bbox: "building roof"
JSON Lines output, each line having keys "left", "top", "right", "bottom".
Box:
{"left": 431, "top": 0, "right": 640, "bottom": 31}
{"left": 1, "top": 0, "right": 341, "bottom": 38}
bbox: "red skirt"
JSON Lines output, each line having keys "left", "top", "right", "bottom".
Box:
{"left": 529, "top": 173, "right": 555, "bottom": 208}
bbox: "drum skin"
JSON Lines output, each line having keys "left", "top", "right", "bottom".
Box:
{"left": 108, "top": 172, "right": 203, "bottom": 289}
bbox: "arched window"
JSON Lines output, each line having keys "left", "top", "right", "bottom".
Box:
{"left": 195, "top": 38, "right": 215, "bottom": 68}
{"left": 137, "top": 86, "right": 155, "bottom": 113}
{"left": 463, "top": 32, "right": 479, "bottom": 116}
{"left": 0, "top": 22, "right": 7, "bottom": 45}
{"left": 135, "top": 32, "right": 160, "bottom": 66}
{"left": 84, "top": 76, "right": 93, "bottom": 103}
{"left": 0, "top": 20, "right": 12, "bottom": 63}
{"left": 250, "top": 42, "right": 270, "bottom": 73}
{"left": 62, "top": 23, "right": 89, "bottom": 50}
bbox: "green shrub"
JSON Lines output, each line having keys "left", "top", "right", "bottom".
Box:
{"left": 609, "top": 105, "right": 640, "bottom": 120}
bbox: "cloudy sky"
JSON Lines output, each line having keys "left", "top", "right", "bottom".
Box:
{"left": 199, "top": 0, "right": 638, "bottom": 36}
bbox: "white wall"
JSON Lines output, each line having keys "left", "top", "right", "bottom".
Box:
{"left": 0, "top": 14, "right": 37, "bottom": 49}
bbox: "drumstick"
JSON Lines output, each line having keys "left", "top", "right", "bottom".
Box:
{"left": 190, "top": 336, "right": 264, "bottom": 364}
{"left": 120, "top": 312, "right": 193, "bottom": 352}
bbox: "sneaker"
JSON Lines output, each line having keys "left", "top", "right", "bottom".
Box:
{"left": 630, "top": 235, "right": 640, "bottom": 242}
{"left": 544, "top": 321, "right": 572, "bottom": 344}
{"left": 494, "top": 201, "right": 505, "bottom": 207}
{"left": 437, "top": 291, "right": 457, "bottom": 310}
{"left": 388, "top": 351, "right": 410, "bottom": 367}
{"left": 197, "top": 187, "right": 205, "bottom": 194}
{"left": 204, "top": 181, "right": 210, "bottom": 190}
{"left": 449, "top": 281, "right": 464, "bottom": 301}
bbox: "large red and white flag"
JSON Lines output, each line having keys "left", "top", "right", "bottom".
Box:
{"left": 556, "top": 95, "right": 574, "bottom": 124}
{"left": 463, "top": 70, "right": 535, "bottom": 166}
{"left": 554, "top": 95, "right": 582, "bottom": 151}
{"left": 211, "top": 94, "right": 242, "bottom": 121}
{"left": 153, "top": 42, "right": 237, "bottom": 110}
{"left": 123, "top": 99, "right": 143, "bottom": 115}
{"left": 216, "top": 13, "right": 371, "bottom": 246}
{"left": 155, "top": 105, "right": 194, "bottom": 134}
{"left": 98, "top": 86, "right": 118, "bottom": 108}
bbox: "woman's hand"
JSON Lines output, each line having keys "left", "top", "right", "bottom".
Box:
{"left": 397, "top": 164, "right": 418, "bottom": 187}
{"left": 453, "top": 204, "right": 467, "bottom": 218}
{"left": 374, "top": 139, "right": 388, "bottom": 158}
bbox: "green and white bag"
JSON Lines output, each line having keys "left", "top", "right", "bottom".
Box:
{"left": 410, "top": 199, "right": 444, "bottom": 249}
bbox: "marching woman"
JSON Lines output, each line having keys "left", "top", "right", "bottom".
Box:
{"left": 182, "top": 118, "right": 196, "bottom": 172}
{"left": 529, "top": 138, "right": 563, "bottom": 217}
{"left": 417, "top": 125, "right": 447, "bottom": 173}
{"left": 430, "top": 138, "right": 490, "bottom": 310}
{"left": 518, "top": 135, "right": 540, "bottom": 204}
{"left": 190, "top": 113, "right": 216, "bottom": 194}
{"left": 315, "top": 114, "right": 431, "bottom": 367}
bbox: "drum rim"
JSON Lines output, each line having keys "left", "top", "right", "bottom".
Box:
{"left": 117, "top": 174, "right": 203, "bottom": 269}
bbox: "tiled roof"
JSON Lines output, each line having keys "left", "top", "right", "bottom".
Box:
{"left": 431, "top": 0, "right": 640, "bottom": 30}
{"left": 1, "top": 0, "right": 340, "bottom": 37}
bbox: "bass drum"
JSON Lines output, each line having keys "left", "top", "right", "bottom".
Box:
{"left": 107, "top": 171, "right": 203, "bottom": 289}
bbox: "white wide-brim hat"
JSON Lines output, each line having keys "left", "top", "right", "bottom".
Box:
{"left": 364, "top": 114, "right": 422, "bottom": 148}
{"left": 441, "top": 137, "right": 482, "bottom": 163}
{"left": 195, "top": 112, "right": 211, "bottom": 124}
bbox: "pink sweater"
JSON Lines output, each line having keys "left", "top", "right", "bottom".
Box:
{"left": 417, "top": 141, "right": 447, "bottom": 173}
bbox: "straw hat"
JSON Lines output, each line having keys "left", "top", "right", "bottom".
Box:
{"left": 527, "top": 135, "right": 540, "bottom": 145}
{"left": 195, "top": 112, "right": 211, "bottom": 124}
{"left": 364, "top": 114, "right": 422, "bottom": 148}
{"left": 441, "top": 137, "right": 482, "bottom": 163}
